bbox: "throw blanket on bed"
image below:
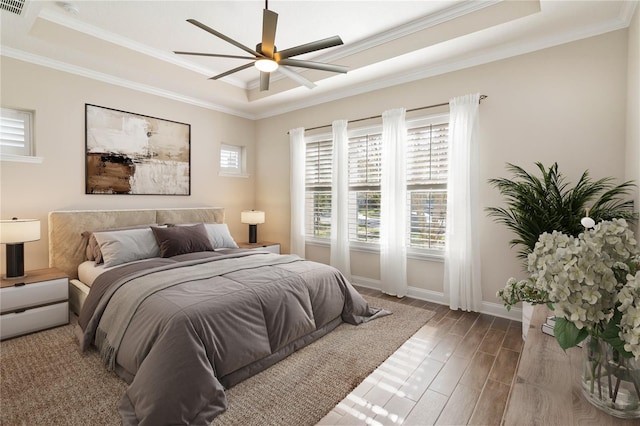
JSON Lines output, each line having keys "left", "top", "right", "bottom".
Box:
{"left": 78, "top": 251, "right": 389, "bottom": 426}
{"left": 95, "top": 253, "right": 303, "bottom": 370}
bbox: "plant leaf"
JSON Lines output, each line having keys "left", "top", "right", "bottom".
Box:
{"left": 554, "top": 318, "right": 588, "bottom": 350}
{"left": 486, "top": 162, "right": 638, "bottom": 271}
{"left": 601, "top": 309, "right": 635, "bottom": 359}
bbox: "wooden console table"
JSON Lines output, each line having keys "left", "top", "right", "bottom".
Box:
{"left": 503, "top": 305, "right": 637, "bottom": 425}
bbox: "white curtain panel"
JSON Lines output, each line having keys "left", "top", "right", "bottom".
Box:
{"left": 380, "top": 108, "right": 408, "bottom": 297}
{"left": 330, "top": 120, "right": 352, "bottom": 280}
{"left": 443, "top": 93, "right": 482, "bottom": 312}
{"left": 289, "top": 127, "right": 306, "bottom": 258}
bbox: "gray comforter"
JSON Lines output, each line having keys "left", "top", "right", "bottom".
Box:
{"left": 77, "top": 250, "right": 388, "bottom": 425}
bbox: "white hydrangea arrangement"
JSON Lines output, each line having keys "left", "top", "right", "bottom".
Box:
{"left": 497, "top": 218, "right": 640, "bottom": 360}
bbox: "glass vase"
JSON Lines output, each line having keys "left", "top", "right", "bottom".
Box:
{"left": 581, "top": 336, "right": 640, "bottom": 419}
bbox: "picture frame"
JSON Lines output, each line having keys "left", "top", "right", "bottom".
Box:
{"left": 85, "top": 104, "right": 191, "bottom": 195}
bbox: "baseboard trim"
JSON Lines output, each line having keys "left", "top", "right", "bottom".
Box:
{"left": 351, "top": 275, "right": 522, "bottom": 322}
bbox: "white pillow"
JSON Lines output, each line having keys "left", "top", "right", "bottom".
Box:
{"left": 204, "top": 223, "right": 239, "bottom": 249}
{"left": 93, "top": 228, "right": 161, "bottom": 268}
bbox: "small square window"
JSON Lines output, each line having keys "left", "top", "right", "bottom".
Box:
{"left": 1, "top": 107, "right": 40, "bottom": 162}
{"left": 219, "top": 143, "right": 247, "bottom": 177}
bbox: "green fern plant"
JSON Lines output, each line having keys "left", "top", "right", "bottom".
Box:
{"left": 486, "top": 162, "right": 638, "bottom": 264}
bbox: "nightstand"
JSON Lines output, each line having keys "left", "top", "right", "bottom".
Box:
{"left": 237, "top": 241, "right": 281, "bottom": 254}
{"left": 0, "top": 267, "right": 69, "bottom": 340}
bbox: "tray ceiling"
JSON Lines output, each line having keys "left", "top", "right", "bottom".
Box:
{"left": 1, "top": 1, "right": 636, "bottom": 119}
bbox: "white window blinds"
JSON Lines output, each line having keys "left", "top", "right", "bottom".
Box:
{"left": 305, "top": 138, "right": 332, "bottom": 238}
{"left": 407, "top": 121, "right": 448, "bottom": 250}
{"left": 303, "top": 113, "right": 449, "bottom": 252}
{"left": 0, "top": 108, "right": 33, "bottom": 157}
{"left": 220, "top": 144, "right": 246, "bottom": 176}
{"left": 406, "top": 123, "right": 449, "bottom": 185}
{"left": 348, "top": 131, "right": 382, "bottom": 242}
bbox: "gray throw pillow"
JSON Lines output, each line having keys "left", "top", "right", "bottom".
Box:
{"left": 167, "top": 222, "right": 239, "bottom": 249}
{"left": 151, "top": 223, "right": 214, "bottom": 257}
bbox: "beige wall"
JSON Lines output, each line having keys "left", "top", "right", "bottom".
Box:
{"left": 0, "top": 57, "right": 257, "bottom": 274}
{"left": 627, "top": 6, "right": 640, "bottom": 237}
{"left": 255, "top": 30, "right": 630, "bottom": 311}
{"left": 1, "top": 27, "right": 633, "bottom": 315}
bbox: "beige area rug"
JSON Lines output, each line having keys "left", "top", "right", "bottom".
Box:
{"left": 1, "top": 296, "right": 434, "bottom": 426}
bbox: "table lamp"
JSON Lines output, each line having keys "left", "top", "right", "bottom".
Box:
{"left": 240, "top": 210, "right": 265, "bottom": 244}
{"left": 1, "top": 218, "right": 41, "bottom": 279}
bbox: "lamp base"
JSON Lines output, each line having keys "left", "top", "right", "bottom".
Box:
{"left": 5, "top": 243, "right": 25, "bottom": 279}
{"left": 248, "top": 224, "right": 258, "bottom": 244}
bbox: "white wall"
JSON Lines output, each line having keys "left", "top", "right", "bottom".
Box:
{"left": 0, "top": 57, "right": 257, "bottom": 274}
{"left": 255, "top": 30, "right": 630, "bottom": 309}
{"left": 627, "top": 5, "right": 640, "bottom": 237}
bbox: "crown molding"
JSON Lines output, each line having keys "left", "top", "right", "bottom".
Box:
{"left": 253, "top": 12, "right": 632, "bottom": 120}
{"left": 2, "top": 2, "right": 633, "bottom": 122}
{"left": 619, "top": 0, "right": 639, "bottom": 26}
{"left": 248, "top": 0, "right": 501, "bottom": 90}
{"left": 317, "top": 0, "right": 502, "bottom": 63}
{"left": 36, "top": 7, "right": 248, "bottom": 90}
{"left": 37, "top": 0, "right": 498, "bottom": 93}
{"left": 0, "top": 46, "right": 255, "bottom": 120}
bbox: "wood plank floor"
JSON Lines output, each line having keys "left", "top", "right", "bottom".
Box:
{"left": 318, "top": 287, "right": 523, "bottom": 426}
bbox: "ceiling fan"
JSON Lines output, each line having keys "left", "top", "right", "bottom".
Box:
{"left": 174, "top": 0, "right": 348, "bottom": 91}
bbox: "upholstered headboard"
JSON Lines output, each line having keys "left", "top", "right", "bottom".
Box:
{"left": 48, "top": 207, "right": 225, "bottom": 279}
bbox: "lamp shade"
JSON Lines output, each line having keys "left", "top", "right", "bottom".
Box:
{"left": 0, "top": 219, "right": 41, "bottom": 244}
{"left": 241, "top": 210, "right": 265, "bottom": 225}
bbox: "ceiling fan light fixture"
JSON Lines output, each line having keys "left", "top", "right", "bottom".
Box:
{"left": 255, "top": 59, "right": 278, "bottom": 73}
{"left": 177, "top": 3, "right": 346, "bottom": 90}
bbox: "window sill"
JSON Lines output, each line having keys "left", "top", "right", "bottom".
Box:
{"left": 0, "top": 154, "right": 44, "bottom": 163}
{"left": 218, "top": 172, "right": 249, "bottom": 178}
{"left": 305, "top": 238, "right": 444, "bottom": 261}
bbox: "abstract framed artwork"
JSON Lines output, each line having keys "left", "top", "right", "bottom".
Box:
{"left": 85, "top": 104, "right": 191, "bottom": 195}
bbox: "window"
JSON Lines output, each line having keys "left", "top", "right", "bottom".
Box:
{"left": 348, "top": 130, "right": 382, "bottom": 242}
{"left": 0, "top": 107, "right": 40, "bottom": 162}
{"left": 406, "top": 119, "right": 448, "bottom": 250}
{"left": 304, "top": 114, "right": 449, "bottom": 252}
{"left": 219, "top": 144, "right": 247, "bottom": 177}
{"left": 305, "top": 137, "right": 332, "bottom": 238}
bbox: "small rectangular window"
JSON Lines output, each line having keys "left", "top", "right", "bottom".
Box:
{"left": 1, "top": 107, "right": 34, "bottom": 157}
{"left": 219, "top": 144, "right": 247, "bottom": 177}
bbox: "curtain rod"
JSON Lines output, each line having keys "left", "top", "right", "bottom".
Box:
{"left": 289, "top": 94, "right": 487, "bottom": 134}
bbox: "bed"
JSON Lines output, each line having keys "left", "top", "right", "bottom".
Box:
{"left": 48, "top": 208, "right": 387, "bottom": 425}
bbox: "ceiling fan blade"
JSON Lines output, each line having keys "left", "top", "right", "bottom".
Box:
{"left": 209, "top": 62, "right": 256, "bottom": 80}
{"left": 187, "top": 19, "right": 265, "bottom": 58}
{"left": 279, "top": 59, "right": 348, "bottom": 74}
{"left": 260, "top": 72, "right": 270, "bottom": 91}
{"left": 275, "top": 36, "right": 343, "bottom": 60}
{"left": 174, "top": 51, "right": 257, "bottom": 60}
{"left": 278, "top": 66, "right": 317, "bottom": 89}
{"left": 261, "top": 9, "right": 278, "bottom": 57}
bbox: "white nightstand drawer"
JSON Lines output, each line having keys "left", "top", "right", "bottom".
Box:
{"left": 237, "top": 242, "right": 281, "bottom": 254}
{"left": 258, "top": 244, "right": 280, "bottom": 254}
{"left": 0, "top": 302, "right": 69, "bottom": 340}
{"left": 0, "top": 278, "right": 68, "bottom": 313}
